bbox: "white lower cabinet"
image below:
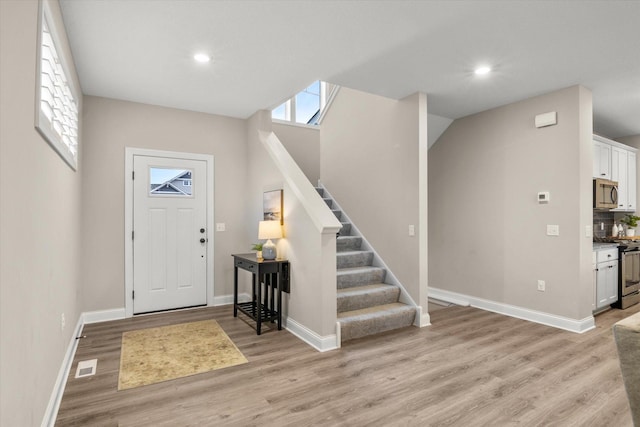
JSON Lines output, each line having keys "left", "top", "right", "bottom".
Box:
{"left": 594, "top": 248, "right": 619, "bottom": 311}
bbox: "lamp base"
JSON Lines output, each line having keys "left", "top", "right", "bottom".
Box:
{"left": 262, "top": 239, "right": 277, "bottom": 260}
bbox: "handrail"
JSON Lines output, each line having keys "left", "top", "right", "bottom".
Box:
{"left": 259, "top": 131, "right": 342, "bottom": 234}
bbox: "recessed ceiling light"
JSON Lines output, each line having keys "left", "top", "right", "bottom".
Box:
{"left": 474, "top": 66, "right": 491, "bottom": 76}
{"left": 193, "top": 53, "right": 211, "bottom": 63}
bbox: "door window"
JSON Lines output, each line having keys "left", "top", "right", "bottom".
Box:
{"left": 149, "top": 167, "right": 193, "bottom": 196}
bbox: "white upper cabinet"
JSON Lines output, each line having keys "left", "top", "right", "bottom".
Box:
{"left": 593, "top": 140, "right": 611, "bottom": 179}
{"left": 593, "top": 135, "right": 637, "bottom": 212}
{"left": 628, "top": 151, "right": 637, "bottom": 211}
{"left": 611, "top": 146, "right": 628, "bottom": 209}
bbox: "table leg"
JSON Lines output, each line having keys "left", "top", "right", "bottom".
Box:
{"left": 277, "top": 268, "right": 283, "bottom": 330}
{"left": 255, "top": 272, "right": 261, "bottom": 335}
{"left": 270, "top": 273, "right": 275, "bottom": 323}
{"left": 233, "top": 266, "right": 238, "bottom": 317}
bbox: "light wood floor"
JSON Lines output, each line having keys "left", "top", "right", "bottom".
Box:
{"left": 55, "top": 303, "right": 640, "bottom": 426}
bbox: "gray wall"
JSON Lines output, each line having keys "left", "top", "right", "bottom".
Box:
{"left": 429, "top": 85, "right": 594, "bottom": 320}
{"left": 81, "top": 96, "right": 249, "bottom": 311}
{"left": 0, "top": 0, "right": 82, "bottom": 424}
{"left": 272, "top": 122, "right": 320, "bottom": 184}
{"left": 320, "top": 87, "right": 426, "bottom": 307}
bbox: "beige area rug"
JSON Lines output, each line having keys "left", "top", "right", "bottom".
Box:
{"left": 118, "top": 319, "right": 247, "bottom": 390}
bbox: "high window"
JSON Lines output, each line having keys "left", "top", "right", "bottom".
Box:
{"left": 272, "top": 81, "right": 327, "bottom": 126}
{"left": 36, "top": 0, "right": 80, "bottom": 170}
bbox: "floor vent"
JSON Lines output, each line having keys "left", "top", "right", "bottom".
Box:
{"left": 75, "top": 359, "right": 97, "bottom": 378}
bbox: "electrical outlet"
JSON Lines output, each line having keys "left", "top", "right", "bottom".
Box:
{"left": 408, "top": 225, "right": 415, "bottom": 236}
{"left": 546, "top": 225, "right": 560, "bottom": 236}
{"left": 537, "top": 280, "right": 546, "bottom": 292}
{"left": 216, "top": 223, "right": 226, "bottom": 232}
{"left": 61, "top": 313, "right": 66, "bottom": 331}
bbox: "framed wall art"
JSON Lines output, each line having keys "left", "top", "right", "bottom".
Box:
{"left": 263, "top": 189, "right": 283, "bottom": 224}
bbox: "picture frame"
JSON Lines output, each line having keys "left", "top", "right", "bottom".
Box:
{"left": 263, "top": 189, "right": 283, "bottom": 224}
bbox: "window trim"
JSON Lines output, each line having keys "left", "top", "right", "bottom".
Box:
{"left": 35, "top": 0, "right": 81, "bottom": 171}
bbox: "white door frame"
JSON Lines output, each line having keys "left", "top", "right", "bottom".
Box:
{"left": 124, "top": 147, "right": 215, "bottom": 318}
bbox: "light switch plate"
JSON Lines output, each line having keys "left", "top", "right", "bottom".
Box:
{"left": 216, "top": 223, "right": 226, "bottom": 232}
{"left": 547, "top": 225, "right": 560, "bottom": 236}
{"left": 408, "top": 225, "right": 415, "bottom": 236}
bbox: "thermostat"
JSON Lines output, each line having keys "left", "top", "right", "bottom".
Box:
{"left": 538, "top": 192, "right": 550, "bottom": 203}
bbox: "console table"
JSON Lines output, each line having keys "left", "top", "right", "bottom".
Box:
{"left": 232, "top": 253, "right": 289, "bottom": 335}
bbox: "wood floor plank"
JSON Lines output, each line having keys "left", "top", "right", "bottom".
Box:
{"left": 55, "top": 303, "right": 640, "bottom": 426}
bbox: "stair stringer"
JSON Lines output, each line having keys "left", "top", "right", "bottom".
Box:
{"left": 318, "top": 182, "right": 419, "bottom": 323}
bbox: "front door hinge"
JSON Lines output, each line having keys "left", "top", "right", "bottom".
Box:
{"left": 132, "top": 290, "right": 135, "bottom": 300}
{"left": 132, "top": 230, "right": 134, "bottom": 240}
{"left": 132, "top": 171, "right": 135, "bottom": 180}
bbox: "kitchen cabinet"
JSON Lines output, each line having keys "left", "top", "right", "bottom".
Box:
{"left": 594, "top": 248, "right": 619, "bottom": 311}
{"left": 593, "top": 135, "right": 637, "bottom": 212}
{"left": 593, "top": 140, "right": 611, "bottom": 179}
{"left": 628, "top": 152, "right": 636, "bottom": 211}
{"left": 611, "top": 146, "right": 628, "bottom": 209}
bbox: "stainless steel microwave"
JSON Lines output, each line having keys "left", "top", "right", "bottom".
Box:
{"left": 593, "top": 178, "right": 618, "bottom": 209}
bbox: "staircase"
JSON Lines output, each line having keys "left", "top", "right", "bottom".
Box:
{"left": 316, "top": 186, "right": 417, "bottom": 342}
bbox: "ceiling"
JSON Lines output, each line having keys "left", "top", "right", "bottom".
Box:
{"left": 59, "top": 1, "right": 639, "bottom": 139}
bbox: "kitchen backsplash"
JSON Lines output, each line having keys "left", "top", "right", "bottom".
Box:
{"left": 593, "top": 211, "right": 615, "bottom": 238}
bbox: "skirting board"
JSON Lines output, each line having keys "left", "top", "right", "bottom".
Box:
{"left": 41, "top": 315, "right": 83, "bottom": 427}
{"left": 429, "top": 287, "right": 595, "bottom": 334}
{"left": 284, "top": 317, "right": 339, "bottom": 352}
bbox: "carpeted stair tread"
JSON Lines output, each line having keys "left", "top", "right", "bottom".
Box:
{"left": 337, "top": 266, "right": 386, "bottom": 288}
{"left": 337, "top": 250, "right": 374, "bottom": 268}
{"left": 331, "top": 209, "right": 342, "bottom": 220}
{"left": 338, "top": 303, "right": 416, "bottom": 341}
{"left": 337, "top": 284, "right": 400, "bottom": 312}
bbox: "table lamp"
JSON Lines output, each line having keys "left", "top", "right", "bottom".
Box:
{"left": 258, "top": 220, "right": 282, "bottom": 260}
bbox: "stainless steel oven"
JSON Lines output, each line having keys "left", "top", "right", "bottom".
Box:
{"left": 619, "top": 245, "right": 640, "bottom": 309}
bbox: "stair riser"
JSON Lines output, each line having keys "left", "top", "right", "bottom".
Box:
{"left": 337, "top": 252, "right": 373, "bottom": 269}
{"left": 340, "top": 309, "right": 416, "bottom": 341}
{"left": 339, "top": 223, "right": 351, "bottom": 236}
{"left": 338, "top": 288, "right": 400, "bottom": 313}
{"left": 337, "top": 237, "right": 362, "bottom": 251}
{"left": 337, "top": 269, "right": 386, "bottom": 289}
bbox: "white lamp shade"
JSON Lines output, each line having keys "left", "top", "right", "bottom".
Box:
{"left": 258, "top": 220, "right": 282, "bottom": 240}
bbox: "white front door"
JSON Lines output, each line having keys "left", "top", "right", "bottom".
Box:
{"left": 132, "top": 155, "right": 208, "bottom": 314}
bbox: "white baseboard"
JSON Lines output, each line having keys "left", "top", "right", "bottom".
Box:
{"left": 212, "top": 293, "right": 251, "bottom": 306}
{"left": 83, "top": 308, "right": 125, "bottom": 324}
{"left": 41, "top": 315, "right": 84, "bottom": 427}
{"left": 428, "top": 287, "right": 595, "bottom": 334}
{"left": 284, "top": 317, "right": 339, "bottom": 352}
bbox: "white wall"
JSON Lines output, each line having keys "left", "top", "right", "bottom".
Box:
{"left": 429, "top": 85, "right": 594, "bottom": 321}
{"left": 272, "top": 122, "right": 320, "bottom": 184}
{"left": 320, "top": 87, "right": 427, "bottom": 309}
{"left": 81, "top": 96, "right": 248, "bottom": 311}
{"left": 0, "top": 0, "right": 82, "bottom": 424}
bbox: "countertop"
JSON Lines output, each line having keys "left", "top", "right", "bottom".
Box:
{"left": 593, "top": 242, "right": 619, "bottom": 250}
